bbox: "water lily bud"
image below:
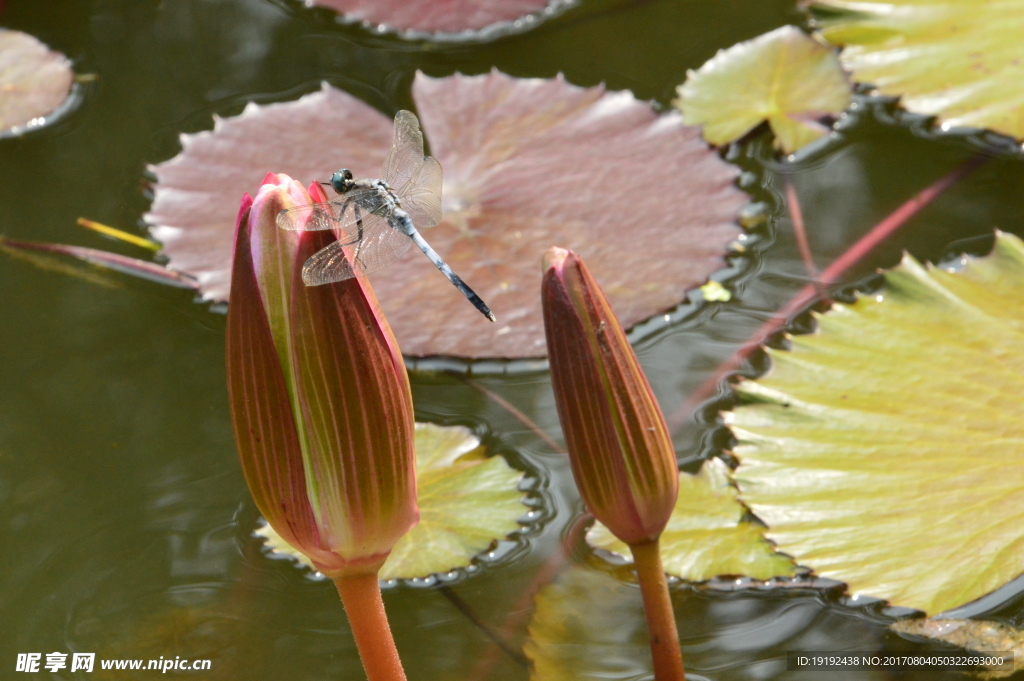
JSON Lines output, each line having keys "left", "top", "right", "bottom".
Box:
{"left": 226, "top": 173, "right": 417, "bottom": 578}
{"left": 541, "top": 247, "right": 678, "bottom": 545}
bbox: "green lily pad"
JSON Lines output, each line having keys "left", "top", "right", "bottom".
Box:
{"left": 676, "top": 25, "right": 852, "bottom": 154}
{"left": 524, "top": 566, "right": 655, "bottom": 681}
{"left": 812, "top": 0, "right": 1024, "bottom": 140}
{"left": 587, "top": 459, "right": 795, "bottom": 581}
{"left": 729, "top": 231, "right": 1024, "bottom": 615}
{"left": 257, "top": 422, "right": 527, "bottom": 580}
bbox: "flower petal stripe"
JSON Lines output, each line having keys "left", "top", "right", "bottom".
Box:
{"left": 543, "top": 249, "right": 678, "bottom": 545}
{"left": 289, "top": 227, "right": 418, "bottom": 573}
{"left": 225, "top": 193, "right": 324, "bottom": 565}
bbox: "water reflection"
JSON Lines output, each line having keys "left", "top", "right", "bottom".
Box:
{"left": 524, "top": 562, "right": 958, "bottom": 681}
{"left": 3, "top": 0, "right": 1024, "bottom": 678}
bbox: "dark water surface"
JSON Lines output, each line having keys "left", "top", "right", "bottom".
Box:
{"left": 2, "top": 0, "right": 1024, "bottom": 679}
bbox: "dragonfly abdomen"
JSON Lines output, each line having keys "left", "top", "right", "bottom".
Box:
{"left": 406, "top": 226, "right": 496, "bottom": 323}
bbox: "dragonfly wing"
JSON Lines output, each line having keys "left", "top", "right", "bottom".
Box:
{"left": 397, "top": 156, "right": 442, "bottom": 229}
{"left": 343, "top": 217, "right": 413, "bottom": 276}
{"left": 301, "top": 239, "right": 358, "bottom": 285}
{"left": 382, "top": 110, "right": 428, "bottom": 194}
{"left": 300, "top": 211, "right": 411, "bottom": 285}
{"left": 278, "top": 202, "right": 344, "bottom": 232}
{"left": 277, "top": 188, "right": 385, "bottom": 235}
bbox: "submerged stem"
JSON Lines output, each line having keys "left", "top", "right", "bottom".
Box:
{"left": 456, "top": 374, "right": 564, "bottom": 454}
{"left": 668, "top": 154, "right": 988, "bottom": 429}
{"left": 438, "top": 585, "right": 529, "bottom": 668}
{"left": 630, "top": 539, "right": 686, "bottom": 681}
{"left": 784, "top": 178, "right": 828, "bottom": 304}
{"left": 334, "top": 574, "right": 408, "bottom": 681}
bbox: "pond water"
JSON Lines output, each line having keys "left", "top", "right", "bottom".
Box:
{"left": 2, "top": 0, "right": 1024, "bottom": 679}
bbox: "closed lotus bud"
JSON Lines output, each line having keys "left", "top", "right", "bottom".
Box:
{"left": 541, "top": 247, "right": 679, "bottom": 546}
{"left": 226, "top": 173, "right": 417, "bottom": 579}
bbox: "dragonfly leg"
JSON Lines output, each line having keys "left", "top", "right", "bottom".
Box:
{"left": 329, "top": 196, "right": 364, "bottom": 247}
{"left": 352, "top": 204, "right": 367, "bottom": 271}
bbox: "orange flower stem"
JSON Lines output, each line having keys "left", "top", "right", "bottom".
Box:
{"left": 630, "top": 539, "right": 686, "bottom": 681}
{"left": 333, "top": 574, "right": 408, "bottom": 681}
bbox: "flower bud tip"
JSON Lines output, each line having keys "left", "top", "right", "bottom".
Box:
{"left": 308, "top": 181, "right": 330, "bottom": 203}
{"left": 542, "top": 246, "right": 571, "bottom": 275}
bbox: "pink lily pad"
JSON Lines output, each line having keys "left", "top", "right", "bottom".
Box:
{"left": 147, "top": 71, "right": 746, "bottom": 358}
{"left": 307, "top": 0, "right": 571, "bottom": 37}
{"left": 146, "top": 85, "right": 393, "bottom": 302}
{"left": 0, "top": 29, "right": 74, "bottom": 136}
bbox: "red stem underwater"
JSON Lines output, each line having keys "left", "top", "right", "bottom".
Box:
{"left": 668, "top": 154, "right": 987, "bottom": 430}
{"left": 784, "top": 177, "right": 828, "bottom": 303}
{"left": 459, "top": 375, "right": 564, "bottom": 454}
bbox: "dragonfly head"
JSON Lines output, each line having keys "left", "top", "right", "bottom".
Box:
{"left": 330, "top": 169, "right": 355, "bottom": 194}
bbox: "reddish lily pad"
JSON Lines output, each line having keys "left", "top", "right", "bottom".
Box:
{"left": 309, "top": 0, "right": 572, "bottom": 37}
{"left": 0, "top": 29, "right": 74, "bottom": 137}
{"left": 147, "top": 71, "right": 745, "bottom": 358}
{"left": 146, "top": 84, "right": 392, "bottom": 302}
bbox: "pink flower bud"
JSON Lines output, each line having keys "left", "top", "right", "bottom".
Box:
{"left": 226, "top": 174, "right": 417, "bottom": 578}
{"left": 542, "top": 247, "right": 678, "bottom": 545}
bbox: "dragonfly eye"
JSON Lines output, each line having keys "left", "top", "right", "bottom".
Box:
{"left": 330, "top": 169, "right": 353, "bottom": 193}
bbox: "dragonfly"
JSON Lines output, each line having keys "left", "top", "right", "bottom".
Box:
{"left": 277, "top": 110, "right": 496, "bottom": 322}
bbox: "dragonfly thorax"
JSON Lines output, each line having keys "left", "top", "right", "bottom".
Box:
{"left": 340, "top": 176, "right": 405, "bottom": 227}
